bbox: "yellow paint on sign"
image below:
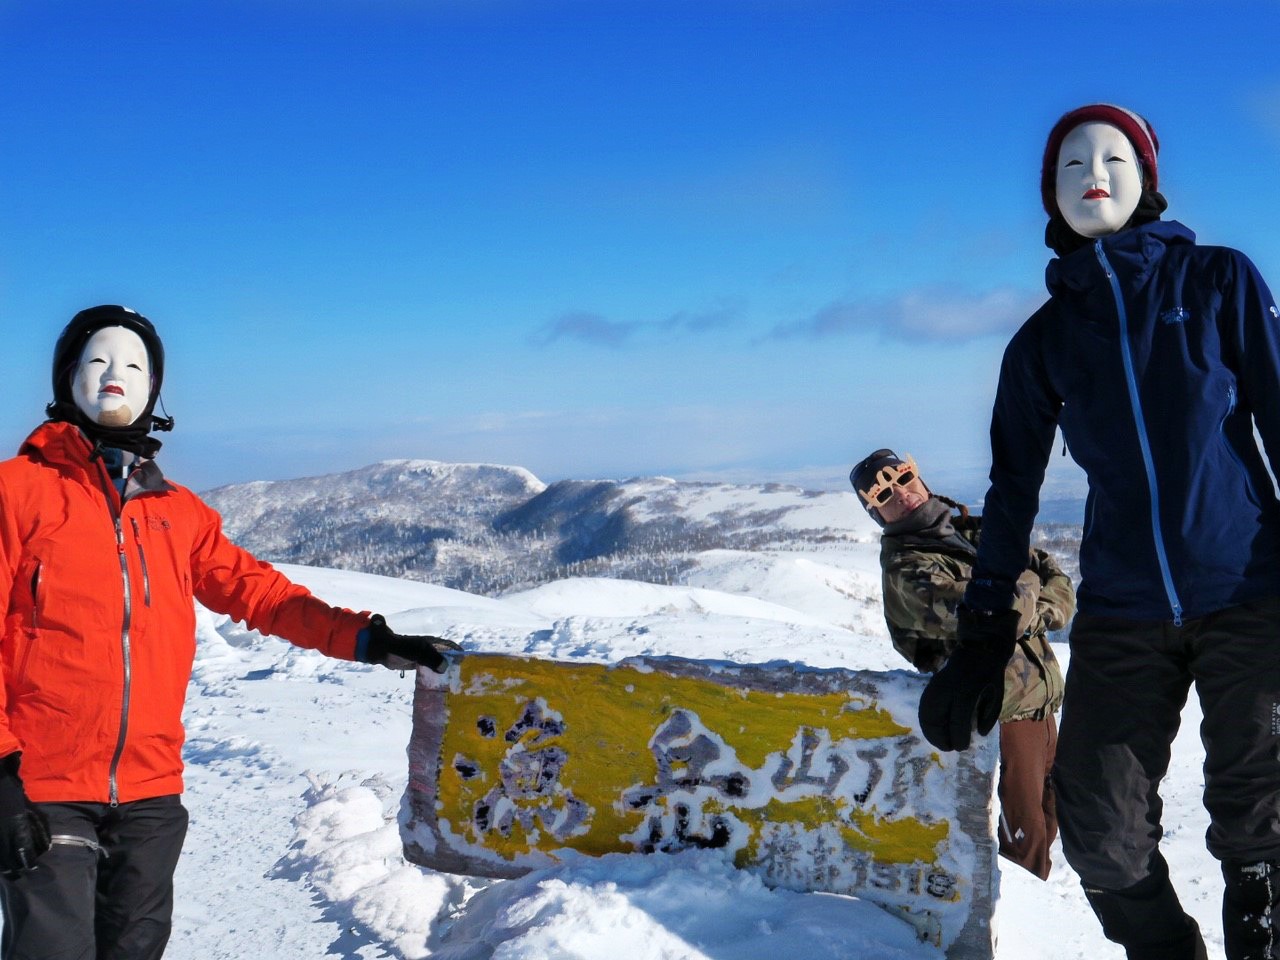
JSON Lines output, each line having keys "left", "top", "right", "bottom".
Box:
{"left": 735, "top": 797, "right": 949, "bottom": 867}
{"left": 437, "top": 654, "right": 945, "bottom": 868}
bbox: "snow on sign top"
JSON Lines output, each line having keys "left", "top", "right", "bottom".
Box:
{"left": 403, "top": 652, "right": 999, "bottom": 958}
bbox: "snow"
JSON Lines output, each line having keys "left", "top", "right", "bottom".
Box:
{"left": 505, "top": 576, "right": 836, "bottom": 628}
{"left": 621, "top": 478, "right": 870, "bottom": 536}
{"left": 162, "top": 556, "right": 1224, "bottom": 959}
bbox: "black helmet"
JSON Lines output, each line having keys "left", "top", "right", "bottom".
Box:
{"left": 46, "top": 304, "right": 173, "bottom": 456}
{"left": 50, "top": 305, "right": 165, "bottom": 414}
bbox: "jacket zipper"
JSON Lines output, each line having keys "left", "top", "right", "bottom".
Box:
{"left": 50, "top": 834, "right": 106, "bottom": 857}
{"left": 90, "top": 454, "right": 134, "bottom": 807}
{"left": 1220, "top": 385, "right": 1262, "bottom": 505}
{"left": 129, "top": 518, "right": 152, "bottom": 607}
{"left": 29, "top": 562, "right": 40, "bottom": 630}
{"left": 14, "top": 563, "right": 44, "bottom": 686}
{"left": 108, "top": 517, "right": 134, "bottom": 807}
{"left": 1095, "top": 239, "right": 1184, "bottom": 625}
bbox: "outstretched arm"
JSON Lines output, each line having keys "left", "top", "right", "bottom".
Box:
{"left": 189, "top": 495, "right": 460, "bottom": 671}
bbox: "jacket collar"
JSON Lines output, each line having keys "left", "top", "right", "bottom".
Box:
{"left": 21, "top": 420, "right": 97, "bottom": 467}
{"left": 1045, "top": 219, "right": 1196, "bottom": 297}
{"left": 20, "top": 420, "right": 172, "bottom": 495}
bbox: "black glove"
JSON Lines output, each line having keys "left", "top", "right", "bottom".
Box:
{"left": 0, "top": 753, "right": 50, "bottom": 877}
{"left": 362, "top": 614, "right": 462, "bottom": 674}
{"left": 917, "top": 606, "right": 1019, "bottom": 752}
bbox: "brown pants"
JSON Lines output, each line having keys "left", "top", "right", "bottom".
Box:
{"left": 997, "top": 714, "right": 1058, "bottom": 880}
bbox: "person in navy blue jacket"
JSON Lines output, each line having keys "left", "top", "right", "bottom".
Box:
{"left": 918, "top": 103, "right": 1280, "bottom": 960}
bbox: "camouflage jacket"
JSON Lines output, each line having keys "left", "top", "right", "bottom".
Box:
{"left": 879, "top": 497, "right": 1071, "bottom": 722}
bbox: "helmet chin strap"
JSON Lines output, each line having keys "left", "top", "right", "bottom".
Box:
{"left": 151, "top": 394, "right": 175, "bottom": 432}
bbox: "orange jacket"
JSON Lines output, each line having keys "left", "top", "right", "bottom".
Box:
{"left": 0, "top": 421, "right": 371, "bottom": 804}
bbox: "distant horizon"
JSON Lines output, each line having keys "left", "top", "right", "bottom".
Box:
{"left": 192, "top": 446, "right": 1092, "bottom": 525}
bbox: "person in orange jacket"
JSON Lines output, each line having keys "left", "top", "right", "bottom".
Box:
{"left": 0, "top": 305, "right": 459, "bottom": 960}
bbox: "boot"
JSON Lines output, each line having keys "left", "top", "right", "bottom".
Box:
{"left": 1082, "top": 855, "right": 1208, "bottom": 960}
{"left": 1223, "top": 859, "right": 1280, "bottom": 959}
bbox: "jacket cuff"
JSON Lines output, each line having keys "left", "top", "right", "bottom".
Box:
{"left": 964, "top": 576, "right": 1016, "bottom": 613}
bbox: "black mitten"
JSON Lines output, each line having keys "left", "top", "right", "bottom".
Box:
{"left": 0, "top": 753, "right": 50, "bottom": 877}
{"left": 917, "top": 607, "right": 1019, "bottom": 751}
{"left": 361, "top": 614, "right": 462, "bottom": 674}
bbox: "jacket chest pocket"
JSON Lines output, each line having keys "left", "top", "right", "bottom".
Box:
{"left": 9, "top": 539, "right": 116, "bottom": 668}
{"left": 11, "top": 555, "right": 43, "bottom": 629}
{"left": 8, "top": 556, "right": 45, "bottom": 689}
{"left": 130, "top": 512, "right": 192, "bottom": 604}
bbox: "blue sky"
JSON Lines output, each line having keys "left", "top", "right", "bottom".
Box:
{"left": 3, "top": 1, "right": 1279, "bottom": 500}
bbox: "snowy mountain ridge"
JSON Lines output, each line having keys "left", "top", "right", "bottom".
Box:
{"left": 202, "top": 459, "right": 1083, "bottom": 630}
{"left": 201, "top": 459, "right": 884, "bottom": 597}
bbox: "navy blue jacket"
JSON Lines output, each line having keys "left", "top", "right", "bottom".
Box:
{"left": 966, "top": 220, "right": 1280, "bottom": 622}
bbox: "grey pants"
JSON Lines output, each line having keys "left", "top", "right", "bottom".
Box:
{"left": 0, "top": 795, "right": 188, "bottom": 960}
{"left": 1054, "top": 595, "right": 1280, "bottom": 888}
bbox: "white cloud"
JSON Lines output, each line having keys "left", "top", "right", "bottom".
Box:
{"left": 769, "top": 285, "right": 1045, "bottom": 343}
{"left": 530, "top": 312, "right": 640, "bottom": 348}
{"left": 531, "top": 299, "right": 745, "bottom": 348}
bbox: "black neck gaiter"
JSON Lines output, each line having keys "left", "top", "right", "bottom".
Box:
{"left": 1044, "top": 189, "right": 1169, "bottom": 257}
{"left": 44, "top": 400, "right": 165, "bottom": 459}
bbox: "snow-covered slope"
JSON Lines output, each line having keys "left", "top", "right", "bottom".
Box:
{"left": 166, "top": 557, "right": 1223, "bottom": 960}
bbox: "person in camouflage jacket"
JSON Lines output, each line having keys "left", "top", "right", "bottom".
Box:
{"left": 852, "top": 448, "right": 1073, "bottom": 879}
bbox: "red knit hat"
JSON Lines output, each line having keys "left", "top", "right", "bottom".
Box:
{"left": 1040, "top": 104, "right": 1160, "bottom": 217}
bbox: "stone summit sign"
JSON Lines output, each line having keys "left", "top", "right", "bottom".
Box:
{"left": 401, "top": 653, "right": 997, "bottom": 958}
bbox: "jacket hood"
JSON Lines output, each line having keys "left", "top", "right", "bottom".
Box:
{"left": 1046, "top": 220, "right": 1196, "bottom": 297}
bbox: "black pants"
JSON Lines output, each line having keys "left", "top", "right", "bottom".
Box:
{"left": 0, "top": 795, "right": 188, "bottom": 960}
{"left": 1054, "top": 597, "right": 1280, "bottom": 957}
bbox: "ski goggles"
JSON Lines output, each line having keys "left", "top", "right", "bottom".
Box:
{"left": 857, "top": 454, "right": 920, "bottom": 507}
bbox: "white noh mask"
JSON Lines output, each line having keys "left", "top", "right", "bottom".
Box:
{"left": 1054, "top": 122, "right": 1144, "bottom": 238}
{"left": 72, "top": 326, "right": 152, "bottom": 427}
